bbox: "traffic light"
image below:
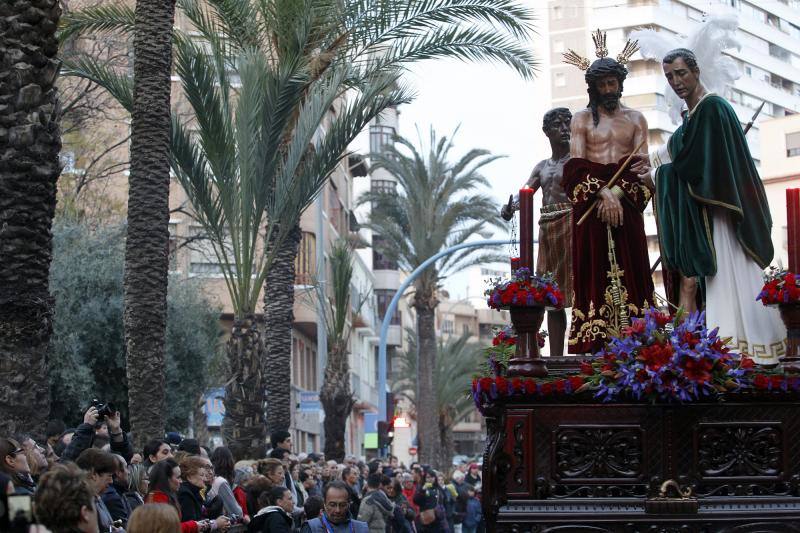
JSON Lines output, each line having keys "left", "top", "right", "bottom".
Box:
{"left": 378, "top": 420, "right": 394, "bottom": 448}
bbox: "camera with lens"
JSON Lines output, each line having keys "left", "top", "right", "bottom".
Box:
{"left": 92, "top": 399, "right": 115, "bottom": 419}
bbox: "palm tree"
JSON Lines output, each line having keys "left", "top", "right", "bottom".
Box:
{"left": 122, "top": 0, "right": 177, "bottom": 449}
{"left": 0, "top": 0, "right": 62, "bottom": 437}
{"left": 393, "top": 330, "right": 482, "bottom": 467}
{"left": 360, "top": 128, "right": 504, "bottom": 467}
{"left": 313, "top": 239, "right": 370, "bottom": 462}
{"left": 61, "top": 0, "right": 536, "bottom": 456}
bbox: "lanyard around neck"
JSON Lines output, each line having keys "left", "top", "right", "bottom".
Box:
{"left": 321, "top": 513, "right": 355, "bottom": 533}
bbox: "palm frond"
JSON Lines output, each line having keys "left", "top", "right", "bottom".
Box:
{"left": 60, "top": 56, "right": 134, "bottom": 112}
{"left": 59, "top": 3, "right": 136, "bottom": 43}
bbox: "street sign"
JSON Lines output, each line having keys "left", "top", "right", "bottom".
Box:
{"left": 408, "top": 446, "right": 418, "bottom": 456}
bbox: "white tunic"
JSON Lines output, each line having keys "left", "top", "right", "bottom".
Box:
{"left": 705, "top": 211, "right": 786, "bottom": 364}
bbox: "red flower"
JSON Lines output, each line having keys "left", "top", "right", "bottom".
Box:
{"left": 652, "top": 311, "right": 671, "bottom": 327}
{"left": 739, "top": 357, "right": 755, "bottom": 369}
{"left": 511, "top": 378, "right": 522, "bottom": 392}
{"left": 555, "top": 379, "right": 566, "bottom": 393}
{"left": 623, "top": 320, "right": 645, "bottom": 337}
{"left": 540, "top": 383, "right": 553, "bottom": 395}
{"left": 639, "top": 342, "right": 673, "bottom": 371}
{"left": 496, "top": 377, "right": 508, "bottom": 394}
{"left": 753, "top": 374, "right": 769, "bottom": 390}
{"left": 579, "top": 361, "right": 595, "bottom": 375}
{"left": 568, "top": 376, "right": 584, "bottom": 391}
{"left": 681, "top": 331, "right": 699, "bottom": 348}
{"left": 681, "top": 357, "right": 713, "bottom": 384}
{"left": 524, "top": 380, "right": 537, "bottom": 394}
{"left": 770, "top": 375, "right": 784, "bottom": 389}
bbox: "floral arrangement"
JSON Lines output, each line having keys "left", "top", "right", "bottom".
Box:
{"left": 579, "top": 308, "right": 751, "bottom": 402}
{"left": 478, "top": 326, "right": 546, "bottom": 377}
{"left": 485, "top": 268, "right": 564, "bottom": 310}
{"left": 757, "top": 267, "right": 800, "bottom": 305}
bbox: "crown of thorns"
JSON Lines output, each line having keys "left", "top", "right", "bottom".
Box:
{"left": 562, "top": 29, "right": 639, "bottom": 71}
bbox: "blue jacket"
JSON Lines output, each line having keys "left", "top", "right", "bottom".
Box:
{"left": 463, "top": 498, "right": 482, "bottom": 528}
{"left": 301, "top": 515, "right": 369, "bottom": 533}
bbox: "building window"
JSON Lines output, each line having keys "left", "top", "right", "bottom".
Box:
{"left": 189, "top": 225, "right": 228, "bottom": 276}
{"left": 295, "top": 231, "right": 316, "bottom": 285}
{"left": 371, "top": 179, "right": 397, "bottom": 195}
{"left": 442, "top": 319, "right": 454, "bottom": 334}
{"left": 376, "top": 289, "right": 401, "bottom": 325}
{"left": 787, "top": 132, "right": 800, "bottom": 157}
{"left": 462, "top": 323, "right": 471, "bottom": 336}
{"left": 555, "top": 72, "right": 566, "bottom": 87}
{"left": 369, "top": 125, "right": 395, "bottom": 154}
{"left": 327, "top": 183, "right": 347, "bottom": 235}
{"left": 552, "top": 6, "right": 562, "bottom": 19}
{"left": 372, "top": 234, "right": 397, "bottom": 270}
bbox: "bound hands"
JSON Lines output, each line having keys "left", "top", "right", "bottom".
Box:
{"left": 629, "top": 153, "right": 651, "bottom": 177}
{"left": 500, "top": 194, "right": 517, "bottom": 221}
{"left": 597, "top": 188, "right": 623, "bottom": 227}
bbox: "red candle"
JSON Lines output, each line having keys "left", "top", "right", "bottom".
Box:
{"left": 788, "top": 188, "right": 800, "bottom": 273}
{"left": 519, "top": 187, "right": 534, "bottom": 278}
{"left": 510, "top": 257, "right": 520, "bottom": 273}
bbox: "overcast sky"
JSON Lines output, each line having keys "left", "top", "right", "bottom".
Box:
{"left": 353, "top": 1, "right": 554, "bottom": 299}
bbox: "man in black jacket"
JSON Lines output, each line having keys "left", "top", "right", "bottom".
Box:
{"left": 102, "top": 454, "right": 132, "bottom": 526}
{"left": 249, "top": 486, "right": 295, "bottom": 533}
{"left": 61, "top": 405, "right": 134, "bottom": 464}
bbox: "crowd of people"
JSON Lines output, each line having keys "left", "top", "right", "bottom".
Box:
{"left": 1, "top": 407, "right": 484, "bottom": 533}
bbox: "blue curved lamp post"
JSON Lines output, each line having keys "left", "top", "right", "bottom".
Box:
{"left": 376, "top": 239, "right": 522, "bottom": 422}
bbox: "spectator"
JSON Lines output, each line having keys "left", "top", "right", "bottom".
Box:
{"left": 146, "top": 457, "right": 223, "bottom": 533}
{"left": 357, "top": 473, "right": 394, "bottom": 533}
{"left": 300, "top": 469, "right": 321, "bottom": 499}
{"left": 45, "top": 420, "right": 66, "bottom": 452}
{"left": 249, "top": 485, "right": 294, "bottom": 533}
{"left": 233, "top": 466, "right": 254, "bottom": 520}
{"left": 301, "top": 480, "right": 368, "bottom": 533}
{"left": 439, "top": 471, "right": 457, "bottom": 531}
{"left": 126, "top": 462, "right": 149, "bottom": 512}
{"left": 102, "top": 454, "right": 132, "bottom": 525}
{"left": 143, "top": 439, "right": 174, "bottom": 468}
{"left": 450, "top": 470, "right": 469, "bottom": 533}
{"left": 414, "top": 467, "right": 445, "bottom": 533}
{"left": 178, "top": 439, "right": 202, "bottom": 456}
{"left": 464, "top": 465, "right": 480, "bottom": 488}
{"left": 62, "top": 406, "right": 133, "bottom": 465}
{"left": 75, "top": 448, "right": 121, "bottom": 532}
{"left": 0, "top": 437, "right": 36, "bottom": 494}
{"left": 270, "top": 431, "right": 292, "bottom": 453}
{"left": 400, "top": 474, "right": 417, "bottom": 515}
{"left": 383, "top": 478, "right": 414, "bottom": 533}
{"left": 303, "top": 495, "right": 323, "bottom": 522}
{"left": 127, "top": 503, "right": 181, "bottom": 533}
{"left": 178, "top": 455, "right": 230, "bottom": 531}
{"left": 245, "top": 475, "right": 274, "bottom": 518}
{"left": 270, "top": 448, "right": 299, "bottom": 509}
{"left": 461, "top": 487, "right": 481, "bottom": 533}
{"left": 290, "top": 461, "right": 305, "bottom": 508}
{"left": 209, "top": 446, "right": 244, "bottom": 517}
{"left": 341, "top": 467, "right": 361, "bottom": 517}
{"left": 17, "top": 434, "right": 49, "bottom": 481}
{"left": 33, "top": 463, "right": 98, "bottom": 533}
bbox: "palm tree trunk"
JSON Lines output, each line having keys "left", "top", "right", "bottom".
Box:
{"left": 320, "top": 340, "right": 355, "bottom": 462}
{"left": 124, "top": 0, "right": 175, "bottom": 449}
{"left": 439, "top": 414, "right": 455, "bottom": 471}
{"left": 263, "top": 224, "right": 302, "bottom": 433}
{"left": 0, "top": 0, "right": 61, "bottom": 438}
{"left": 222, "top": 316, "right": 267, "bottom": 460}
{"left": 415, "top": 295, "right": 441, "bottom": 468}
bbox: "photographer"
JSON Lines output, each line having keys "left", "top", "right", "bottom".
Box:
{"left": 61, "top": 403, "right": 134, "bottom": 464}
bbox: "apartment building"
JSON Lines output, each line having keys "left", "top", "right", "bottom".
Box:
{"left": 759, "top": 113, "right": 800, "bottom": 269}
{"left": 547, "top": 0, "right": 800, "bottom": 297}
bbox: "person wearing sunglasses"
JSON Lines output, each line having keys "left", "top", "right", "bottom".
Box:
{"left": 0, "top": 437, "right": 36, "bottom": 494}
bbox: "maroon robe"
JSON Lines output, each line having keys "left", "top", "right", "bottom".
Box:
{"left": 564, "top": 157, "right": 655, "bottom": 354}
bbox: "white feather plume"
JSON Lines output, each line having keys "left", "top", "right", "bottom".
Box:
{"left": 630, "top": 14, "right": 741, "bottom": 124}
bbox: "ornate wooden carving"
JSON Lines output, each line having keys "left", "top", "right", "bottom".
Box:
{"left": 481, "top": 398, "right": 800, "bottom": 532}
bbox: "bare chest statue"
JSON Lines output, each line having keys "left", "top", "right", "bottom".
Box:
{"left": 532, "top": 156, "right": 570, "bottom": 206}
{"left": 583, "top": 111, "right": 638, "bottom": 164}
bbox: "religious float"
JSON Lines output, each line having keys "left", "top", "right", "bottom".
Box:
{"left": 476, "top": 187, "right": 800, "bottom": 532}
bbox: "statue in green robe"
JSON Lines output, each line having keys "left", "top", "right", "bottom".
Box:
{"left": 652, "top": 48, "right": 784, "bottom": 364}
